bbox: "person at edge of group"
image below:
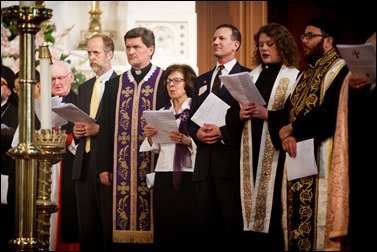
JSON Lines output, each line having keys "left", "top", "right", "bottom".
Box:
{"left": 72, "top": 34, "right": 118, "bottom": 252}
{"left": 326, "top": 31, "right": 376, "bottom": 251}
{"left": 12, "top": 71, "right": 42, "bottom": 137}
{"left": 96, "top": 27, "right": 169, "bottom": 251}
{"left": 14, "top": 70, "right": 41, "bottom": 101}
{"left": 187, "top": 24, "right": 251, "bottom": 249}
{"left": 1, "top": 65, "right": 18, "bottom": 252}
{"left": 5, "top": 69, "right": 42, "bottom": 250}
{"left": 225, "top": 23, "right": 300, "bottom": 250}
{"left": 269, "top": 17, "right": 349, "bottom": 251}
{"left": 140, "top": 64, "right": 198, "bottom": 251}
{"left": 50, "top": 60, "right": 80, "bottom": 251}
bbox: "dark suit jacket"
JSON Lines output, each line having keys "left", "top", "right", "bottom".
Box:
{"left": 58, "top": 89, "right": 80, "bottom": 242}
{"left": 72, "top": 71, "right": 118, "bottom": 180}
{"left": 188, "top": 62, "right": 251, "bottom": 181}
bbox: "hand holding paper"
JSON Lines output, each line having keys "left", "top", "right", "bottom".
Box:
{"left": 190, "top": 92, "right": 230, "bottom": 127}
{"left": 337, "top": 43, "right": 376, "bottom": 83}
{"left": 285, "top": 138, "right": 318, "bottom": 181}
{"left": 143, "top": 110, "right": 177, "bottom": 144}
{"left": 35, "top": 96, "right": 68, "bottom": 128}
{"left": 52, "top": 102, "right": 96, "bottom": 124}
{"left": 220, "top": 72, "right": 266, "bottom": 105}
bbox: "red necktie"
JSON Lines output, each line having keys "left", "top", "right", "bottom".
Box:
{"left": 212, "top": 65, "right": 224, "bottom": 96}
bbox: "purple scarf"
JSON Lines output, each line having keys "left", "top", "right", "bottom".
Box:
{"left": 165, "top": 103, "right": 192, "bottom": 190}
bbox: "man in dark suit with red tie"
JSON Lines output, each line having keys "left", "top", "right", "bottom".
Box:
{"left": 187, "top": 24, "right": 251, "bottom": 249}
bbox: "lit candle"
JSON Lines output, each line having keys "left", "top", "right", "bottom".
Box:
{"left": 20, "top": 1, "right": 34, "bottom": 7}
{"left": 39, "top": 43, "right": 52, "bottom": 130}
{"left": 91, "top": 1, "right": 99, "bottom": 12}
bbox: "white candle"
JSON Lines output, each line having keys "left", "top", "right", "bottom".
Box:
{"left": 39, "top": 44, "right": 52, "bottom": 130}
{"left": 20, "top": 1, "right": 34, "bottom": 7}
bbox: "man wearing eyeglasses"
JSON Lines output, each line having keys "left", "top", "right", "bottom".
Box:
{"left": 96, "top": 27, "right": 169, "bottom": 250}
{"left": 50, "top": 60, "right": 80, "bottom": 250}
{"left": 72, "top": 34, "right": 118, "bottom": 252}
{"left": 51, "top": 61, "right": 76, "bottom": 102}
{"left": 272, "top": 17, "right": 349, "bottom": 251}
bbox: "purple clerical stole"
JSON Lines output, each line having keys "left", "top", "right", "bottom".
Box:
{"left": 113, "top": 65, "right": 163, "bottom": 243}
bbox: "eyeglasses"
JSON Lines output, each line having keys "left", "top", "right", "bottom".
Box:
{"left": 85, "top": 51, "right": 104, "bottom": 57}
{"left": 165, "top": 77, "right": 185, "bottom": 86}
{"left": 300, "top": 33, "right": 328, "bottom": 40}
{"left": 1, "top": 81, "right": 8, "bottom": 87}
{"left": 51, "top": 72, "right": 71, "bottom": 82}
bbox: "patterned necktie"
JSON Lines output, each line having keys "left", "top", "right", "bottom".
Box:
{"left": 212, "top": 64, "right": 224, "bottom": 96}
{"left": 85, "top": 77, "right": 101, "bottom": 152}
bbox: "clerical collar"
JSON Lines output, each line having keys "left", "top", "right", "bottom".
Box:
{"left": 131, "top": 63, "right": 152, "bottom": 76}
{"left": 1, "top": 99, "right": 8, "bottom": 107}
{"left": 262, "top": 62, "right": 282, "bottom": 71}
{"left": 131, "top": 63, "right": 152, "bottom": 83}
{"left": 60, "top": 95, "right": 67, "bottom": 103}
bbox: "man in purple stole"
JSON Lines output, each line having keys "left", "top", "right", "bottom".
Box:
{"left": 96, "top": 27, "right": 169, "bottom": 250}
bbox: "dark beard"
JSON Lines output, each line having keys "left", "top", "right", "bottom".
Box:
{"left": 303, "top": 39, "right": 325, "bottom": 65}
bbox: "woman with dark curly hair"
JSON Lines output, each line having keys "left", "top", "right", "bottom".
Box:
{"left": 226, "top": 23, "right": 300, "bottom": 250}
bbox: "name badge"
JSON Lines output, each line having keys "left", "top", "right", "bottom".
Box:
{"left": 198, "top": 81, "right": 207, "bottom": 96}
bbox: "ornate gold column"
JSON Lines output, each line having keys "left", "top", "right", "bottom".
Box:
{"left": 78, "top": 1, "right": 102, "bottom": 49}
{"left": 1, "top": 2, "right": 52, "bottom": 251}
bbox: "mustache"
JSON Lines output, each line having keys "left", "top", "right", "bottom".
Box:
{"left": 302, "top": 45, "right": 310, "bottom": 51}
{"left": 90, "top": 62, "right": 98, "bottom": 67}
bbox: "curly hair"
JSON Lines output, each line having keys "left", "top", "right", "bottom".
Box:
{"left": 252, "top": 23, "right": 300, "bottom": 69}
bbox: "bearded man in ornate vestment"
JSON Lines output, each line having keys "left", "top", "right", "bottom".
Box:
{"left": 273, "top": 18, "right": 349, "bottom": 250}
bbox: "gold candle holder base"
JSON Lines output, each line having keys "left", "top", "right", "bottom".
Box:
{"left": 8, "top": 238, "right": 39, "bottom": 251}
{"left": 35, "top": 129, "right": 67, "bottom": 251}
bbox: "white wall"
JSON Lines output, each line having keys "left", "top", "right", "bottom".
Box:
{"left": 2, "top": 1, "right": 197, "bottom": 73}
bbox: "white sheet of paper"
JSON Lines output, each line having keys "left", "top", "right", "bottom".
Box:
{"left": 143, "top": 110, "right": 178, "bottom": 144}
{"left": 190, "top": 92, "right": 230, "bottom": 127}
{"left": 220, "top": 71, "right": 266, "bottom": 105}
{"left": 52, "top": 102, "right": 95, "bottom": 124}
{"left": 146, "top": 172, "right": 155, "bottom": 188}
{"left": 1, "top": 123, "right": 9, "bottom": 129}
{"left": 337, "top": 43, "right": 376, "bottom": 83}
{"left": 35, "top": 96, "right": 68, "bottom": 127}
{"left": 1, "top": 175, "right": 8, "bottom": 204}
{"left": 285, "top": 138, "right": 318, "bottom": 181}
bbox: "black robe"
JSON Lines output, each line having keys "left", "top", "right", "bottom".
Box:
{"left": 269, "top": 49, "right": 349, "bottom": 250}
{"left": 1, "top": 100, "right": 18, "bottom": 251}
{"left": 59, "top": 89, "right": 79, "bottom": 243}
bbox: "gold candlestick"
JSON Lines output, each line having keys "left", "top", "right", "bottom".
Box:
{"left": 35, "top": 129, "right": 67, "bottom": 251}
{"left": 1, "top": 3, "right": 52, "bottom": 251}
{"left": 78, "top": 1, "right": 102, "bottom": 49}
{"left": 92, "top": 1, "right": 99, "bottom": 12}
